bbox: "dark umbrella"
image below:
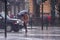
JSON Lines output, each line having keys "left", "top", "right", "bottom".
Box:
{"left": 18, "top": 10, "right": 28, "bottom": 15}
{"left": 17, "top": 10, "right": 28, "bottom": 19}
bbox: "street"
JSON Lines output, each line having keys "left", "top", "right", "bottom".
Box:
{"left": 0, "top": 0, "right": 60, "bottom": 40}
{"left": 0, "top": 26, "right": 60, "bottom": 40}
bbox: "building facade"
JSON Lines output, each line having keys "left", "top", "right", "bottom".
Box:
{"left": 0, "top": 0, "right": 60, "bottom": 16}
{"left": 28, "top": 0, "right": 60, "bottom": 16}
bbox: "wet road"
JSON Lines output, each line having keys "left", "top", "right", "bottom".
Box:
{"left": 0, "top": 26, "right": 60, "bottom": 40}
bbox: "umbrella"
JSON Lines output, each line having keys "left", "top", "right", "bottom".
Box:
{"left": 18, "top": 10, "right": 28, "bottom": 15}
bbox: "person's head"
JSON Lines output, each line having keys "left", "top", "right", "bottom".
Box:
{"left": 21, "top": 12, "right": 28, "bottom": 17}
{"left": 25, "top": 12, "right": 28, "bottom": 14}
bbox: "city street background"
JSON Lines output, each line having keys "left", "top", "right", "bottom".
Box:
{"left": 0, "top": 0, "right": 60, "bottom": 40}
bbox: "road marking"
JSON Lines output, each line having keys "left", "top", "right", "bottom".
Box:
{"left": 27, "top": 34, "right": 60, "bottom": 36}
{"left": 0, "top": 36, "right": 55, "bottom": 40}
{"left": 3, "top": 33, "right": 60, "bottom": 36}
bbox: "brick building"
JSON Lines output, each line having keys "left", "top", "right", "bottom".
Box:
{"left": 28, "top": 0, "right": 60, "bottom": 16}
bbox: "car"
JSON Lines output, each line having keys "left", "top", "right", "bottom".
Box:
{"left": 0, "top": 12, "right": 24, "bottom": 32}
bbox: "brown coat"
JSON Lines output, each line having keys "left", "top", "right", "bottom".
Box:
{"left": 22, "top": 14, "right": 29, "bottom": 24}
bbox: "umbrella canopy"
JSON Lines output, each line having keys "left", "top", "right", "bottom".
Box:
{"left": 18, "top": 10, "right": 28, "bottom": 15}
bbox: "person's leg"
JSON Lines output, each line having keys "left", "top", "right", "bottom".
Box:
{"left": 24, "top": 22, "right": 27, "bottom": 33}
{"left": 49, "top": 21, "right": 51, "bottom": 27}
{"left": 46, "top": 22, "right": 48, "bottom": 30}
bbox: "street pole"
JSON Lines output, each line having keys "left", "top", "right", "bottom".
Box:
{"left": 41, "top": 0, "right": 44, "bottom": 30}
{"left": 5, "top": 0, "right": 7, "bottom": 38}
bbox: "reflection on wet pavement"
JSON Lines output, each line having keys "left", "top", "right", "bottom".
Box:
{"left": 0, "top": 27, "right": 60, "bottom": 40}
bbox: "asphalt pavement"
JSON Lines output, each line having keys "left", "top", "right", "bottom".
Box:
{"left": 0, "top": 26, "right": 60, "bottom": 40}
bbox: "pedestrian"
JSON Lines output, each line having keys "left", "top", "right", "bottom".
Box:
{"left": 45, "top": 17, "right": 49, "bottom": 30}
{"left": 47, "top": 15, "right": 51, "bottom": 26}
{"left": 21, "top": 12, "right": 29, "bottom": 33}
{"left": 45, "top": 15, "right": 49, "bottom": 30}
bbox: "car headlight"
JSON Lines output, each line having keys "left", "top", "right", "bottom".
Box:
{"left": 17, "top": 19, "right": 24, "bottom": 25}
{"left": 14, "top": 20, "right": 19, "bottom": 24}
{"left": 17, "top": 20, "right": 19, "bottom": 23}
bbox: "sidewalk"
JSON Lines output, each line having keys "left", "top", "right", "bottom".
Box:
{"left": 0, "top": 26, "right": 60, "bottom": 40}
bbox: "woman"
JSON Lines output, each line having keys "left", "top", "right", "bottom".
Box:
{"left": 21, "top": 12, "right": 29, "bottom": 33}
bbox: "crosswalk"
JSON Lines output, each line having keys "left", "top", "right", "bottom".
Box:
{"left": 0, "top": 27, "right": 60, "bottom": 40}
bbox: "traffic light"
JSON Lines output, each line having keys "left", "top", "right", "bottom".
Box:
{"left": 42, "top": 0, "right": 47, "bottom": 2}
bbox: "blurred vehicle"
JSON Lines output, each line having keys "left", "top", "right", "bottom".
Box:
{"left": 0, "top": 12, "right": 24, "bottom": 32}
